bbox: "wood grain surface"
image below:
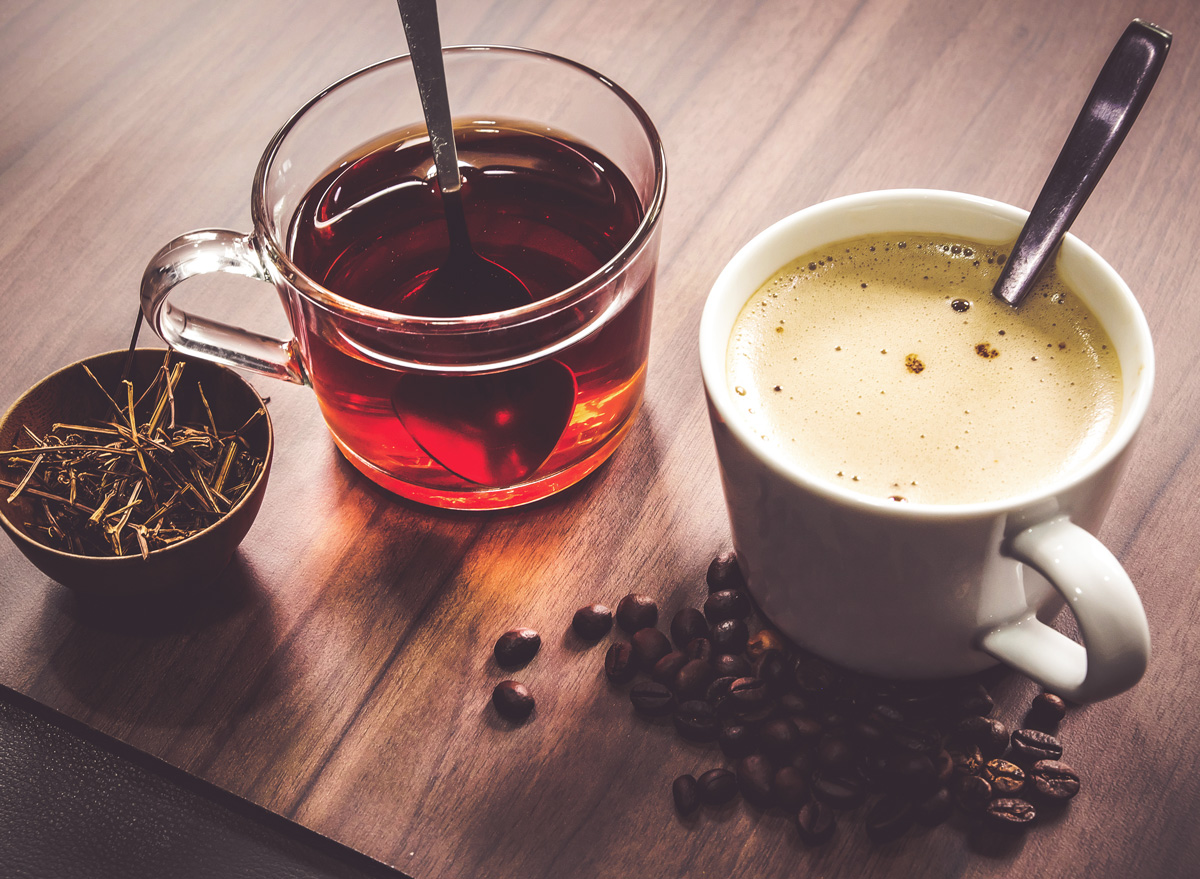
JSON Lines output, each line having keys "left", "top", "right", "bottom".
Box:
{"left": 2, "top": 1, "right": 1200, "bottom": 877}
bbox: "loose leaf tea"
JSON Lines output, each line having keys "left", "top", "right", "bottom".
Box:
{"left": 1, "top": 353, "right": 264, "bottom": 558}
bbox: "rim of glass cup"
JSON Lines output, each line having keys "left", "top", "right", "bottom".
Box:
{"left": 700, "top": 189, "right": 1156, "bottom": 520}
{"left": 250, "top": 45, "right": 667, "bottom": 334}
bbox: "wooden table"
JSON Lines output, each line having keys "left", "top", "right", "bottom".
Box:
{"left": 3, "top": 1, "right": 1199, "bottom": 876}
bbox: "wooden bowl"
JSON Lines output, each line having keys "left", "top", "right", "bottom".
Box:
{"left": 0, "top": 349, "right": 272, "bottom": 597}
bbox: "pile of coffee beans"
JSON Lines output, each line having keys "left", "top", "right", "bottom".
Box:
{"left": 594, "top": 551, "right": 1082, "bottom": 845}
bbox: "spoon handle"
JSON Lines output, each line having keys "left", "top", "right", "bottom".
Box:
{"left": 396, "top": 0, "right": 461, "bottom": 196}
{"left": 993, "top": 19, "right": 1171, "bottom": 307}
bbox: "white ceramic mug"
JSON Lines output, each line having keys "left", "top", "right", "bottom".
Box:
{"left": 699, "top": 189, "right": 1153, "bottom": 702}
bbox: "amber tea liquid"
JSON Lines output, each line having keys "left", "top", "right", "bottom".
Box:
{"left": 287, "top": 120, "right": 651, "bottom": 506}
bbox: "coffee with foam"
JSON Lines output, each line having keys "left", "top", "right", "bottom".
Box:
{"left": 726, "top": 234, "right": 1122, "bottom": 505}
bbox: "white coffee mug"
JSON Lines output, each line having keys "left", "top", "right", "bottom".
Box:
{"left": 699, "top": 189, "right": 1153, "bottom": 702}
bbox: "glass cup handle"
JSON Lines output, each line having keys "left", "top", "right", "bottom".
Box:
{"left": 140, "top": 229, "right": 308, "bottom": 385}
{"left": 980, "top": 514, "right": 1150, "bottom": 702}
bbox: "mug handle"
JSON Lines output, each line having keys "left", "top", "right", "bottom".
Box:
{"left": 980, "top": 514, "right": 1150, "bottom": 702}
{"left": 140, "top": 229, "right": 308, "bottom": 385}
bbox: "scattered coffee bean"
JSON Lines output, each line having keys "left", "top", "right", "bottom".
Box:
{"left": 760, "top": 717, "right": 803, "bottom": 762}
{"left": 697, "top": 768, "right": 738, "bottom": 805}
{"left": 949, "top": 744, "right": 984, "bottom": 776}
{"left": 704, "top": 588, "right": 752, "bottom": 623}
{"left": 795, "top": 800, "right": 837, "bottom": 846}
{"left": 1026, "top": 692, "right": 1067, "bottom": 731}
{"left": 672, "top": 774, "right": 699, "bottom": 816}
{"left": 950, "top": 715, "right": 1009, "bottom": 758}
{"left": 912, "top": 786, "right": 953, "bottom": 826}
{"left": 651, "top": 650, "right": 689, "bottom": 686}
{"left": 493, "top": 628, "right": 540, "bottom": 668}
{"left": 727, "top": 676, "right": 769, "bottom": 714}
{"left": 746, "top": 629, "right": 786, "bottom": 662}
{"left": 670, "top": 608, "right": 710, "bottom": 649}
{"left": 883, "top": 751, "right": 938, "bottom": 799}
{"left": 718, "top": 722, "right": 757, "bottom": 759}
{"left": 712, "top": 652, "right": 751, "bottom": 679}
{"left": 674, "top": 700, "right": 719, "bottom": 742}
{"left": 946, "top": 682, "right": 994, "bottom": 718}
{"left": 629, "top": 681, "right": 674, "bottom": 716}
{"left": 754, "top": 649, "right": 791, "bottom": 695}
{"left": 773, "top": 766, "right": 809, "bottom": 809}
{"left": 1010, "top": 728, "right": 1064, "bottom": 763}
{"left": 984, "top": 759, "right": 1026, "bottom": 795}
{"left": 889, "top": 723, "right": 941, "bottom": 758}
{"left": 705, "top": 676, "right": 737, "bottom": 713}
{"left": 737, "top": 754, "right": 775, "bottom": 807}
{"left": 491, "top": 681, "right": 534, "bottom": 720}
{"left": 793, "top": 657, "right": 839, "bottom": 699}
{"left": 711, "top": 618, "right": 749, "bottom": 654}
{"left": 706, "top": 551, "right": 746, "bottom": 593}
{"left": 604, "top": 641, "right": 636, "bottom": 684}
{"left": 616, "top": 593, "right": 658, "bottom": 633}
{"left": 811, "top": 774, "right": 867, "bottom": 810}
{"left": 816, "top": 733, "right": 858, "bottom": 776}
{"left": 630, "top": 627, "right": 672, "bottom": 670}
{"left": 954, "top": 773, "right": 993, "bottom": 813}
{"left": 571, "top": 604, "right": 613, "bottom": 641}
{"left": 685, "top": 636, "right": 713, "bottom": 662}
{"left": 985, "top": 797, "right": 1037, "bottom": 830}
{"left": 1030, "top": 759, "right": 1081, "bottom": 802}
{"left": 933, "top": 749, "right": 955, "bottom": 784}
{"left": 865, "top": 795, "right": 914, "bottom": 844}
{"left": 674, "top": 658, "right": 716, "bottom": 701}
{"left": 778, "top": 692, "right": 811, "bottom": 716}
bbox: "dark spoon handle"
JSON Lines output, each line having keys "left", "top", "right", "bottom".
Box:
{"left": 993, "top": 19, "right": 1171, "bottom": 307}
{"left": 396, "top": 0, "right": 462, "bottom": 197}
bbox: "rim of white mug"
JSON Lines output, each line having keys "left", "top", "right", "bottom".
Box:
{"left": 699, "top": 188, "right": 1155, "bottom": 520}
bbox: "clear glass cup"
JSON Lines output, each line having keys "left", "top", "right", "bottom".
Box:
{"left": 142, "top": 47, "right": 666, "bottom": 509}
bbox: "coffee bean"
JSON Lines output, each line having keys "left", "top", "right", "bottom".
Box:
{"left": 789, "top": 751, "right": 815, "bottom": 777}
{"left": 985, "top": 797, "right": 1036, "bottom": 830}
{"left": 672, "top": 774, "right": 699, "bottom": 815}
{"left": 1026, "top": 692, "right": 1067, "bottom": 731}
{"left": 816, "top": 705, "right": 850, "bottom": 730}
{"left": 793, "top": 657, "right": 839, "bottom": 700}
{"left": 727, "top": 677, "right": 769, "bottom": 714}
{"left": 945, "top": 682, "right": 994, "bottom": 718}
{"left": 912, "top": 786, "right": 953, "bottom": 826}
{"left": 710, "top": 618, "right": 749, "bottom": 654}
{"left": 651, "top": 651, "right": 689, "bottom": 686}
{"left": 888, "top": 724, "right": 942, "bottom": 758}
{"left": 933, "top": 749, "right": 955, "bottom": 785}
{"left": 615, "top": 593, "right": 658, "bottom": 633}
{"left": 795, "top": 800, "right": 837, "bottom": 846}
{"left": 984, "top": 759, "right": 1026, "bottom": 795}
{"left": 792, "top": 714, "right": 824, "bottom": 744}
{"left": 778, "top": 692, "right": 810, "bottom": 716}
{"left": 754, "top": 649, "right": 791, "bottom": 695}
{"left": 950, "top": 715, "right": 1008, "bottom": 758}
{"left": 718, "top": 722, "right": 757, "bottom": 759}
{"left": 949, "top": 744, "right": 984, "bottom": 777}
{"left": 867, "top": 703, "right": 906, "bottom": 729}
{"left": 737, "top": 754, "right": 775, "bottom": 807}
{"left": 759, "top": 717, "right": 803, "bottom": 761}
{"left": 746, "top": 629, "right": 787, "bottom": 662}
{"left": 849, "top": 719, "right": 888, "bottom": 753}
{"left": 697, "top": 768, "right": 738, "bottom": 806}
{"left": 705, "top": 676, "right": 737, "bottom": 713}
{"left": 865, "top": 795, "right": 914, "bottom": 844}
{"left": 712, "top": 652, "right": 751, "bottom": 679}
{"left": 954, "top": 773, "right": 993, "bottom": 813}
{"left": 571, "top": 604, "right": 613, "bottom": 641}
{"left": 670, "top": 608, "right": 709, "bottom": 649}
{"left": 676, "top": 640, "right": 709, "bottom": 668}
{"left": 774, "top": 766, "right": 810, "bottom": 809}
{"left": 604, "top": 642, "right": 636, "bottom": 684}
{"left": 492, "top": 681, "right": 535, "bottom": 720}
{"left": 811, "top": 774, "right": 867, "bottom": 810}
{"left": 704, "top": 588, "right": 752, "bottom": 623}
{"left": 1030, "top": 759, "right": 1081, "bottom": 802}
{"left": 629, "top": 681, "right": 674, "bottom": 717}
{"left": 674, "top": 658, "right": 715, "bottom": 701}
{"left": 493, "top": 628, "right": 540, "bottom": 668}
{"left": 706, "top": 551, "right": 746, "bottom": 593}
{"left": 630, "top": 627, "right": 672, "bottom": 670}
{"left": 817, "top": 733, "right": 859, "bottom": 776}
{"left": 674, "top": 700, "right": 719, "bottom": 742}
{"left": 1010, "top": 728, "right": 1064, "bottom": 764}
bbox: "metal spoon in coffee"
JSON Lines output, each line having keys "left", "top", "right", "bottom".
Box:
{"left": 993, "top": 19, "right": 1171, "bottom": 307}
{"left": 394, "top": 0, "right": 532, "bottom": 316}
